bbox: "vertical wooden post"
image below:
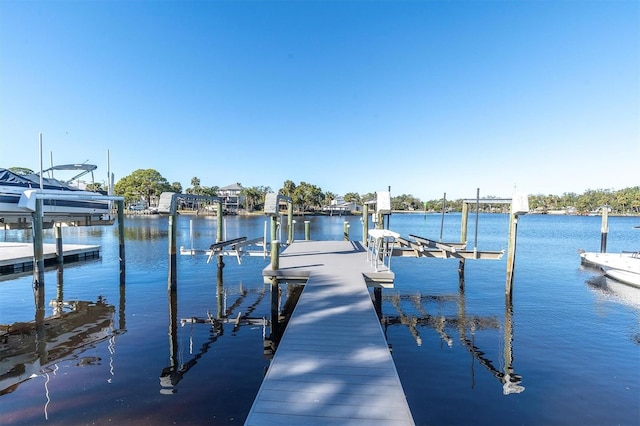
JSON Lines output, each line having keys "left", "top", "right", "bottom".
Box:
{"left": 343, "top": 221, "right": 349, "bottom": 241}
{"left": 32, "top": 198, "right": 45, "bottom": 287}
{"left": 505, "top": 212, "right": 519, "bottom": 298}
{"left": 55, "top": 224, "right": 64, "bottom": 308}
{"left": 439, "top": 192, "right": 446, "bottom": 241}
{"left": 216, "top": 264, "right": 224, "bottom": 319}
{"left": 459, "top": 202, "right": 469, "bottom": 276}
{"left": 600, "top": 206, "right": 609, "bottom": 253}
{"left": 34, "top": 271, "right": 47, "bottom": 362}
{"left": 55, "top": 223, "right": 63, "bottom": 266}
{"left": 117, "top": 199, "right": 125, "bottom": 285}
{"left": 287, "top": 202, "right": 294, "bottom": 244}
{"left": 168, "top": 213, "right": 177, "bottom": 291}
{"left": 216, "top": 204, "right": 225, "bottom": 268}
{"left": 270, "top": 216, "right": 278, "bottom": 242}
{"left": 304, "top": 220, "right": 310, "bottom": 240}
{"left": 473, "top": 188, "right": 480, "bottom": 258}
{"left": 362, "top": 203, "right": 369, "bottom": 246}
{"left": 271, "top": 240, "right": 280, "bottom": 270}
{"left": 216, "top": 202, "right": 223, "bottom": 243}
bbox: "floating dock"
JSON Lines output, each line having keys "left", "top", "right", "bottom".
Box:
{"left": 0, "top": 242, "right": 100, "bottom": 276}
{"left": 245, "top": 240, "right": 414, "bottom": 425}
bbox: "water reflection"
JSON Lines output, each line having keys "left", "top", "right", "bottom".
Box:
{"left": 1, "top": 264, "right": 125, "bottom": 423}
{"left": 159, "top": 265, "right": 269, "bottom": 394}
{"left": 585, "top": 275, "right": 640, "bottom": 344}
{"left": 376, "top": 285, "right": 524, "bottom": 395}
{"left": 263, "top": 282, "right": 304, "bottom": 358}
{"left": 1, "top": 290, "right": 117, "bottom": 396}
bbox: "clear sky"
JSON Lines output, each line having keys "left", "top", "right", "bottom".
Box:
{"left": 1, "top": 0, "right": 638, "bottom": 201}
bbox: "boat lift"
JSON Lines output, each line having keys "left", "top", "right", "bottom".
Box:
{"left": 177, "top": 193, "right": 295, "bottom": 265}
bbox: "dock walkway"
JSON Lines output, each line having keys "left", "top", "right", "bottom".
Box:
{"left": 0, "top": 242, "right": 100, "bottom": 275}
{"left": 245, "top": 240, "right": 414, "bottom": 425}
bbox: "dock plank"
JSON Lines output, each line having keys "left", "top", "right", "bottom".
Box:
{"left": 246, "top": 240, "right": 414, "bottom": 425}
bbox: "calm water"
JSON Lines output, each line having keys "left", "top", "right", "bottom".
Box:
{"left": 1, "top": 213, "right": 638, "bottom": 425}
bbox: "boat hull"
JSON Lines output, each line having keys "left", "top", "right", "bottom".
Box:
{"left": 580, "top": 251, "right": 640, "bottom": 288}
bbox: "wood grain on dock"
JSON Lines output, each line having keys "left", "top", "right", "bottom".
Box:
{"left": 246, "top": 240, "right": 414, "bottom": 425}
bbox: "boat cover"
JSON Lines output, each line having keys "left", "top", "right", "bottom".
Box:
{"left": 0, "top": 168, "right": 79, "bottom": 191}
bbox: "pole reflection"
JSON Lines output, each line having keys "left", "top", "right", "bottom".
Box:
{"left": 160, "top": 264, "right": 267, "bottom": 393}
{"left": 381, "top": 282, "right": 524, "bottom": 395}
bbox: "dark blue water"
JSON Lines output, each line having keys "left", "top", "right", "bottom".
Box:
{"left": 1, "top": 213, "right": 638, "bottom": 425}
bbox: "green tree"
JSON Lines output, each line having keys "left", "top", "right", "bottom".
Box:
{"left": 114, "top": 169, "right": 172, "bottom": 206}
{"left": 280, "top": 180, "right": 296, "bottom": 198}
{"left": 293, "top": 182, "right": 323, "bottom": 213}
{"left": 8, "top": 167, "right": 34, "bottom": 175}
{"left": 187, "top": 176, "right": 202, "bottom": 195}
{"left": 343, "top": 192, "right": 361, "bottom": 204}
{"left": 171, "top": 182, "right": 183, "bottom": 193}
{"left": 242, "top": 186, "right": 264, "bottom": 212}
{"left": 85, "top": 182, "right": 104, "bottom": 192}
{"left": 360, "top": 192, "right": 376, "bottom": 203}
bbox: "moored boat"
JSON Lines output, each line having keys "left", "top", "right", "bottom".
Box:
{"left": 0, "top": 164, "right": 113, "bottom": 229}
{"left": 580, "top": 250, "right": 640, "bottom": 288}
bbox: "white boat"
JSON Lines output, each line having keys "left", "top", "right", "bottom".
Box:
{"left": 580, "top": 251, "right": 640, "bottom": 288}
{"left": 0, "top": 164, "right": 113, "bottom": 228}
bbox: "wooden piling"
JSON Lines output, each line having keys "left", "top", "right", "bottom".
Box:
{"left": 32, "top": 198, "right": 45, "bottom": 287}
{"left": 117, "top": 199, "right": 125, "bottom": 285}
{"left": 473, "top": 188, "right": 480, "bottom": 257}
{"left": 216, "top": 264, "right": 224, "bottom": 319}
{"left": 362, "top": 203, "right": 369, "bottom": 246}
{"left": 216, "top": 203, "right": 223, "bottom": 243}
{"left": 600, "top": 206, "right": 609, "bottom": 253}
{"left": 168, "top": 214, "right": 177, "bottom": 291}
{"left": 34, "top": 276, "right": 47, "bottom": 360}
{"left": 459, "top": 202, "right": 469, "bottom": 276}
{"left": 304, "top": 220, "right": 310, "bottom": 240}
{"left": 55, "top": 223, "right": 63, "bottom": 265}
{"left": 505, "top": 212, "right": 519, "bottom": 298}
{"left": 287, "top": 203, "right": 294, "bottom": 244}
{"left": 271, "top": 240, "right": 280, "bottom": 270}
{"left": 439, "top": 192, "right": 446, "bottom": 241}
{"left": 343, "top": 221, "right": 350, "bottom": 241}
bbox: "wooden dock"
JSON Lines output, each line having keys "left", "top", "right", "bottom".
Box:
{"left": 245, "top": 240, "right": 414, "bottom": 425}
{"left": 0, "top": 242, "right": 100, "bottom": 275}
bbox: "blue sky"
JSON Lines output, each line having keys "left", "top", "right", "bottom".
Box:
{"left": 1, "top": 0, "right": 638, "bottom": 201}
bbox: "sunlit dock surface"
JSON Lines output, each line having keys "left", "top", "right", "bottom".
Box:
{"left": 246, "top": 240, "right": 414, "bottom": 425}
{"left": 0, "top": 242, "right": 100, "bottom": 275}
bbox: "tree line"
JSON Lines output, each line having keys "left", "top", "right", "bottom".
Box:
{"left": 8, "top": 167, "right": 640, "bottom": 214}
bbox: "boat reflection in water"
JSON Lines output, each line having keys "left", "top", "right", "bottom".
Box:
{"left": 0, "top": 296, "right": 117, "bottom": 396}
{"left": 0, "top": 262, "right": 125, "bottom": 422}
{"left": 585, "top": 275, "right": 640, "bottom": 345}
